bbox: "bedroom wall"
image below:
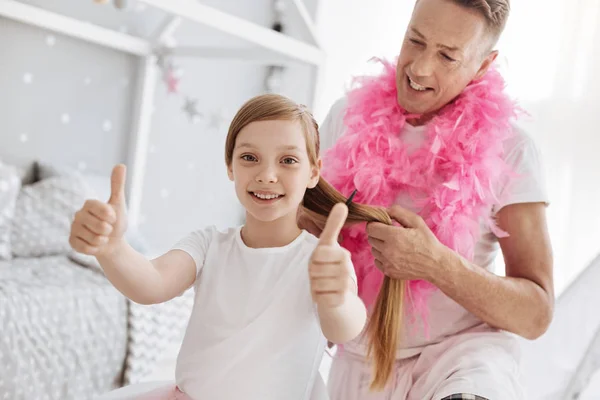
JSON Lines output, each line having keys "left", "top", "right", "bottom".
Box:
{"left": 0, "top": 16, "right": 135, "bottom": 175}
{"left": 0, "top": 0, "right": 320, "bottom": 252}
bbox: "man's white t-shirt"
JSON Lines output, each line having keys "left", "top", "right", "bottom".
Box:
{"left": 171, "top": 227, "right": 352, "bottom": 400}
{"left": 319, "top": 97, "right": 550, "bottom": 358}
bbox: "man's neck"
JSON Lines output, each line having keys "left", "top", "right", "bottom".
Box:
{"left": 406, "top": 112, "right": 434, "bottom": 126}
{"left": 241, "top": 212, "right": 302, "bottom": 249}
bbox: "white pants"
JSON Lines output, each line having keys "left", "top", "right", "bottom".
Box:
{"left": 327, "top": 331, "right": 525, "bottom": 400}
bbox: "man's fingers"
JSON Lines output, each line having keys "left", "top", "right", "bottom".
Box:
{"left": 370, "top": 247, "right": 384, "bottom": 261}
{"left": 298, "top": 208, "right": 325, "bottom": 237}
{"left": 366, "top": 221, "right": 396, "bottom": 241}
{"left": 367, "top": 235, "right": 385, "bottom": 251}
{"left": 387, "top": 205, "right": 422, "bottom": 228}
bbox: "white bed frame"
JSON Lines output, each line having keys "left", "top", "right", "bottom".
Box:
{"left": 0, "top": 0, "right": 325, "bottom": 226}
{"left": 518, "top": 253, "right": 600, "bottom": 400}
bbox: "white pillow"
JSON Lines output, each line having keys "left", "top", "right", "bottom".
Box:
{"left": 11, "top": 175, "right": 94, "bottom": 258}
{"left": 37, "top": 161, "right": 111, "bottom": 201}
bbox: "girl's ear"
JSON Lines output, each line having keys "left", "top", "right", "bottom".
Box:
{"left": 307, "top": 159, "right": 322, "bottom": 189}
{"left": 227, "top": 164, "right": 234, "bottom": 181}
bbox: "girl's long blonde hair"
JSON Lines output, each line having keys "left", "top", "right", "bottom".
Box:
{"left": 225, "top": 93, "right": 406, "bottom": 390}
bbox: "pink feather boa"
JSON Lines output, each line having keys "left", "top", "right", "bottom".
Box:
{"left": 322, "top": 59, "right": 519, "bottom": 323}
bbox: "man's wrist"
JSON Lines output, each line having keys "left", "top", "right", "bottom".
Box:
{"left": 428, "top": 244, "right": 465, "bottom": 289}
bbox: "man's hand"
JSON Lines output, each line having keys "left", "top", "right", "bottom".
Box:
{"left": 366, "top": 205, "right": 445, "bottom": 282}
{"left": 297, "top": 207, "right": 325, "bottom": 238}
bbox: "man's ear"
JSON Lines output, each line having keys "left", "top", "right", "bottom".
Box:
{"left": 308, "top": 159, "right": 322, "bottom": 189}
{"left": 474, "top": 49, "right": 498, "bottom": 81}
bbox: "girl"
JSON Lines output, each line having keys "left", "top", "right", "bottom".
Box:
{"left": 70, "top": 94, "right": 391, "bottom": 400}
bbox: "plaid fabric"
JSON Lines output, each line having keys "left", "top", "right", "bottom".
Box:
{"left": 441, "top": 395, "right": 489, "bottom": 400}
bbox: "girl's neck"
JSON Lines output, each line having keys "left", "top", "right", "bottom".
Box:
{"left": 241, "top": 212, "right": 302, "bottom": 248}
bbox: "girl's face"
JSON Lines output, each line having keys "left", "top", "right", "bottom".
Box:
{"left": 228, "top": 119, "right": 320, "bottom": 223}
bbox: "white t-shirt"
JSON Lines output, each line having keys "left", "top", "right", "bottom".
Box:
{"left": 319, "top": 97, "right": 550, "bottom": 358}
{"left": 171, "top": 227, "right": 351, "bottom": 400}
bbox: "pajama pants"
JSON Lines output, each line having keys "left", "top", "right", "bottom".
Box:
{"left": 327, "top": 330, "right": 525, "bottom": 400}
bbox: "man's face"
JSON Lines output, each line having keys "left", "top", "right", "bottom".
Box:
{"left": 396, "top": 0, "right": 498, "bottom": 120}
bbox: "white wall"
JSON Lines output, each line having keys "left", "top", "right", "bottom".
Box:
{"left": 499, "top": 0, "right": 600, "bottom": 294}
{"left": 0, "top": 16, "right": 135, "bottom": 174}
{"left": 313, "top": 0, "right": 412, "bottom": 121}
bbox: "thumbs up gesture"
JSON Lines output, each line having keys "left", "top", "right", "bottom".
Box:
{"left": 309, "top": 203, "right": 354, "bottom": 309}
{"left": 69, "top": 164, "right": 129, "bottom": 256}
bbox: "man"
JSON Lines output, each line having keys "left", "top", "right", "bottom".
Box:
{"left": 310, "top": 0, "right": 554, "bottom": 399}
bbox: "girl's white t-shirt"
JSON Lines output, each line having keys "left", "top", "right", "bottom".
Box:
{"left": 171, "top": 227, "right": 354, "bottom": 400}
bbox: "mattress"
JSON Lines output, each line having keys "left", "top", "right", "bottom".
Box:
{"left": 0, "top": 256, "right": 128, "bottom": 400}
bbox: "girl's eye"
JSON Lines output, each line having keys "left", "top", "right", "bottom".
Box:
{"left": 281, "top": 157, "right": 298, "bottom": 165}
{"left": 241, "top": 154, "right": 257, "bottom": 162}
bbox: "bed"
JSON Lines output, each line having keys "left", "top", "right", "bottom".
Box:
{"left": 0, "top": 159, "right": 194, "bottom": 399}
